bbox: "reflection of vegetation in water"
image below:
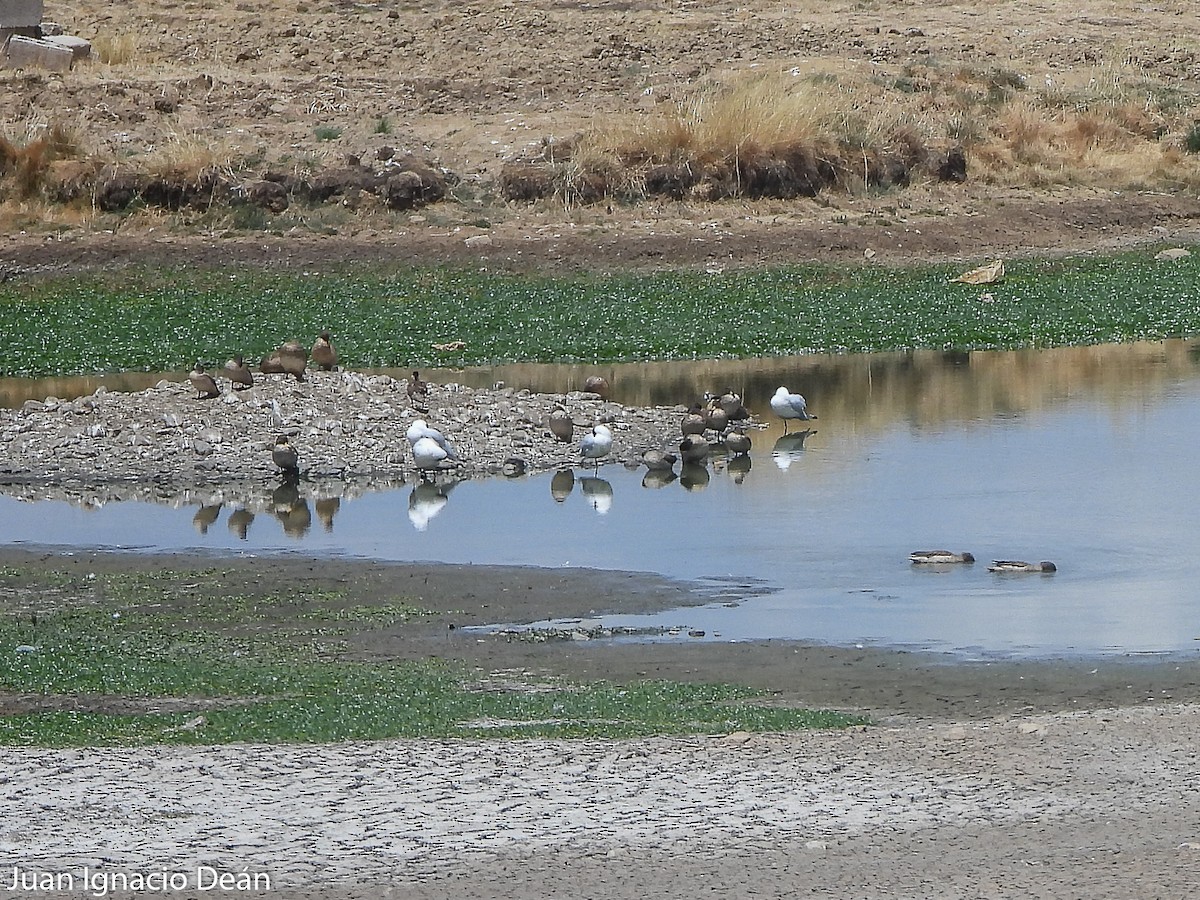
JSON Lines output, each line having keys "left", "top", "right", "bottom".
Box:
{"left": 1, "top": 251, "right": 1197, "bottom": 377}
{"left": 0, "top": 569, "right": 865, "bottom": 746}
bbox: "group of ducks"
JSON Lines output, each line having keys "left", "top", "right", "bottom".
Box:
{"left": 567, "top": 385, "right": 817, "bottom": 476}
{"left": 188, "top": 332, "right": 341, "bottom": 399}
{"left": 910, "top": 550, "right": 1058, "bottom": 574}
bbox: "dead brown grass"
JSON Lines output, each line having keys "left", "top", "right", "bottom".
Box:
{"left": 518, "top": 56, "right": 1200, "bottom": 205}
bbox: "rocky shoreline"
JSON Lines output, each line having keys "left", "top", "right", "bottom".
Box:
{"left": 0, "top": 368, "right": 713, "bottom": 497}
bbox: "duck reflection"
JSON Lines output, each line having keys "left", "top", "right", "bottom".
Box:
{"left": 550, "top": 468, "right": 575, "bottom": 503}
{"left": 315, "top": 497, "right": 340, "bottom": 533}
{"left": 408, "top": 480, "right": 458, "bottom": 531}
{"left": 580, "top": 476, "right": 613, "bottom": 514}
{"left": 271, "top": 482, "right": 312, "bottom": 538}
{"left": 191, "top": 503, "right": 221, "bottom": 535}
{"left": 226, "top": 506, "right": 254, "bottom": 540}
{"left": 642, "top": 469, "right": 677, "bottom": 489}
{"left": 772, "top": 429, "right": 816, "bottom": 471}
{"left": 680, "top": 462, "right": 710, "bottom": 492}
{"left": 726, "top": 454, "right": 752, "bottom": 484}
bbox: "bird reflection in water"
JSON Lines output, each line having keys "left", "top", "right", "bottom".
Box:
{"left": 642, "top": 469, "right": 677, "bottom": 489}
{"left": 726, "top": 454, "right": 752, "bottom": 484}
{"left": 580, "top": 476, "right": 613, "bottom": 514}
{"left": 679, "top": 463, "right": 710, "bottom": 492}
{"left": 550, "top": 468, "right": 575, "bottom": 503}
{"left": 271, "top": 481, "right": 312, "bottom": 538}
{"left": 227, "top": 506, "right": 254, "bottom": 540}
{"left": 315, "top": 497, "right": 340, "bottom": 533}
{"left": 772, "top": 429, "right": 816, "bottom": 472}
{"left": 408, "top": 480, "right": 458, "bottom": 531}
{"left": 191, "top": 504, "right": 221, "bottom": 535}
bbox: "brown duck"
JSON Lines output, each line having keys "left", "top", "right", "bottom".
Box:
{"left": 311, "top": 331, "right": 338, "bottom": 371}
{"left": 189, "top": 362, "right": 220, "bottom": 399}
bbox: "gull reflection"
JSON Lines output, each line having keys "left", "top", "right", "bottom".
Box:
{"left": 550, "top": 468, "right": 575, "bottom": 503}
{"left": 408, "top": 480, "right": 458, "bottom": 531}
{"left": 580, "top": 476, "right": 613, "bottom": 514}
{"left": 271, "top": 482, "right": 312, "bottom": 538}
{"left": 772, "top": 429, "right": 816, "bottom": 471}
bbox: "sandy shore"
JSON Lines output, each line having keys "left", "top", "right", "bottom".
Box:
{"left": 3, "top": 704, "right": 1198, "bottom": 898}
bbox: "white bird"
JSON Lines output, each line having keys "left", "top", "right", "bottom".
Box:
{"left": 770, "top": 386, "right": 817, "bottom": 432}
{"left": 411, "top": 436, "right": 456, "bottom": 473}
{"left": 580, "top": 422, "right": 613, "bottom": 468}
{"left": 406, "top": 419, "right": 459, "bottom": 461}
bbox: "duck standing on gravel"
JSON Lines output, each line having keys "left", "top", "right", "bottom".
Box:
{"left": 271, "top": 434, "right": 300, "bottom": 478}
{"left": 583, "top": 375, "right": 610, "bottom": 399}
{"left": 277, "top": 340, "right": 308, "bottom": 381}
{"left": 407, "top": 371, "right": 430, "bottom": 410}
{"left": 224, "top": 354, "right": 254, "bottom": 390}
{"left": 548, "top": 406, "right": 574, "bottom": 443}
{"left": 770, "top": 386, "right": 817, "bottom": 432}
{"left": 580, "top": 421, "right": 613, "bottom": 468}
{"left": 189, "top": 362, "right": 220, "bottom": 399}
{"left": 311, "top": 331, "right": 338, "bottom": 371}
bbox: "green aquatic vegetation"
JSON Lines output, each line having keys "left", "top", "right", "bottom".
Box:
{"left": 0, "top": 250, "right": 1196, "bottom": 377}
{"left": 0, "top": 605, "right": 863, "bottom": 746}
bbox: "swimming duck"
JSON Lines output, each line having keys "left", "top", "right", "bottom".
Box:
{"left": 580, "top": 422, "right": 613, "bottom": 468}
{"left": 223, "top": 354, "right": 254, "bottom": 390}
{"left": 987, "top": 560, "right": 1057, "bottom": 574}
{"left": 583, "top": 375, "right": 610, "bottom": 399}
{"left": 277, "top": 340, "right": 308, "bottom": 381}
{"left": 189, "top": 362, "right": 220, "bottom": 399}
{"left": 771, "top": 386, "right": 817, "bottom": 432}
{"left": 311, "top": 331, "right": 338, "bottom": 371}
{"left": 679, "top": 434, "right": 710, "bottom": 464}
{"left": 502, "top": 457, "right": 527, "bottom": 478}
{"left": 642, "top": 448, "right": 678, "bottom": 471}
{"left": 910, "top": 550, "right": 975, "bottom": 565}
{"left": 271, "top": 434, "right": 300, "bottom": 476}
{"left": 407, "top": 371, "right": 430, "bottom": 408}
{"left": 548, "top": 406, "right": 574, "bottom": 443}
{"left": 681, "top": 403, "right": 708, "bottom": 437}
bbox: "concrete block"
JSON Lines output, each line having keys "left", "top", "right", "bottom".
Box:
{"left": 0, "top": 0, "right": 43, "bottom": 29}
{"left": 3, "top": 34, "right": 74, "bottom": 71}
{"left": 42, "top": 34, "right": 90, "bottom": 60}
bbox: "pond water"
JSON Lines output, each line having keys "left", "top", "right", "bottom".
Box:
{"left": 3, "top": 340, "right": 1200, "bottom": 660}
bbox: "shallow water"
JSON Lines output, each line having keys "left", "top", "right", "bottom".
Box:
{"left": 3, "top": 341, "right": 1200, "bottom": 659}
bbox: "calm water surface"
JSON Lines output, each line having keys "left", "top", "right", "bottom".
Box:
{"left": 3, "top": 341, "right": 1200, "bottom": 659}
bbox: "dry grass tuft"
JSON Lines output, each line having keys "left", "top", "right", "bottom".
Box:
{"left": 0, "top": 124, "right": 83, "bottom": 199}
{"left": 91, "top": 32, "right": 140, "bottom": 66}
